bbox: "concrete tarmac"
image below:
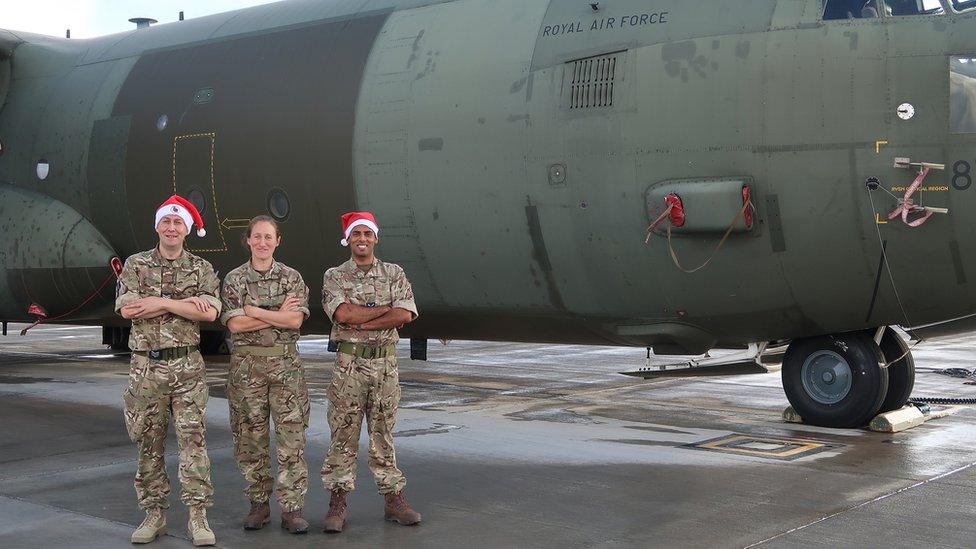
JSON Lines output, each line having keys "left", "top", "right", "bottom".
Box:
{"left": 3, "top": 324, "right": 976, "bottom": 548}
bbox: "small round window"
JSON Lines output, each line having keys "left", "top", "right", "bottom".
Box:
{"left": 267, "top": 188, "right": 290, "bottom": 221}
{"left": 186, "top": 188, "right": 206, "bottom": 215}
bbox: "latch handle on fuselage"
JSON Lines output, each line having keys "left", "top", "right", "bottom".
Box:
{"left": 893, "top": 157, "right": 945, "bottom": 172}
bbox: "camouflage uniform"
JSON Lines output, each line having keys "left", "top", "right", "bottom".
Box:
{"left": 320, "top": 259, "right": 418, "bottom": 494}
{"left": 221, "top": 261, "right": 311, "bottom": 512}
{"left": 116, "top": 248, "right": 221, "bottom": 510}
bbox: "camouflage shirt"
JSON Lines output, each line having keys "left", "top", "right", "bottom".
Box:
{"left": 220, "top": 260, "right": 310, "bottom": 347}
{"left": 322, "top": 258, "right": 418, "bottom": 346}
{"left": 115, "top": 247, "right": 222, "bottom": 351}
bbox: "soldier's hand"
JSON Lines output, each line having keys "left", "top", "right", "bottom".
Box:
{"left": 121, "top": 303, "right": 146, "bottom": 318}
{"left": 183, "top": 297, "right": 212, "bottom": 313}
{"left": 122, "top": 298, "right": 159, "bottom": 318}
{"left": 279, "top": 295, "right": 301, "bottom": 312}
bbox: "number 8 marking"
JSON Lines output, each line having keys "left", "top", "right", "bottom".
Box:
{"left": 952, "top": 160, "right": 972, "bottom": 191}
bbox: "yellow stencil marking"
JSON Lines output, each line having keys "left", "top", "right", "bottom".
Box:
{"left": 876, "top": 213, "right": 888, "bottom": 225}
{"left": 221, "top": 218, "right": 251, "bottom": 230}
{"left": 171, "top": 133, "right": 227, "bottom": 253}
{"left": 695, "top": 434, "right": 832, "bottom": 460}
{"left": 875, "top": 140, "right": 888, "bottom": 154}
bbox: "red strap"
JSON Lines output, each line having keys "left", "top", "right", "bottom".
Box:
{"left": 20, "top": 259, "right": 122, "bottom": 335}
{"left": 665, "top": 193, "right": 685, "bottom": 228}
{"left": 742, "top": 186, "right": 754, "bottom": 230}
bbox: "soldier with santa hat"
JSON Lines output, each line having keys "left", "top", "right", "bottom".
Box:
{"left": 116, "top": 195, "right": 221, "bottom": 546}
{"left": 320, "top": 211, "right": 422, "bottom": 533}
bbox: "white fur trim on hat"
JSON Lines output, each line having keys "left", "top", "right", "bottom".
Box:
{"left": 341, "top": 219, "right": 379, "bottom": 247}
{"left": 155, "top": 204, "right": 194, "bottom": 233}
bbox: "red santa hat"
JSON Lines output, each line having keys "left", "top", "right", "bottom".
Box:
{"left": 340, "top": 211, "right": 379, "bottom": 246}
{"left": 154, "top": 195, "right": 207, "bottom": 237}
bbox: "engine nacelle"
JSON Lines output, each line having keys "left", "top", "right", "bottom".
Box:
{"left": 0, "top": 184, "right": 118, "bottom": 321}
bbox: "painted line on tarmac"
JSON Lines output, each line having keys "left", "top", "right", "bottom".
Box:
{"left": 745, "top": 459, "right": 976, "bottom": 547}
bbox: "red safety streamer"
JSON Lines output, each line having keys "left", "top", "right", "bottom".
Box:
{"left": 644, "top": 193, "right": 684, "bottom": 244}
{"left": 667, "top": 196, "right": 754, "bottom": 274}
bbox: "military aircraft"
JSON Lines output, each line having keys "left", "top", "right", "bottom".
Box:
{"left": 1, "top": 0, "right": 975, "bottom": 428}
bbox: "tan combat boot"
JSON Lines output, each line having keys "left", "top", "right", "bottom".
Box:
{"left": 131, "top": 507, "right": 166, "bottom": 543}
{"left": 243, "top": 501, "right": 270, "bottom": 530}
{"left": 384, "top": 491, "right": 422, "bottom": 526}
{"left": 281, "top": 508, "right": 309, "bottom": 534}
{"left": 187, "top": 506, "right": 216, "bottom": 546}
{"left": 323, "top": 489, "right": 348, "bottom": 533}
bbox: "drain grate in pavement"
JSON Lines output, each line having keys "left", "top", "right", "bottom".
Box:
{"left": 688, "top": 434, "right": 839, "bottom": 461}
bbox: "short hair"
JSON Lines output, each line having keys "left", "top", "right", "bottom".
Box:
{"left": 241, "top": 215, "right": 281, "bottom": 247}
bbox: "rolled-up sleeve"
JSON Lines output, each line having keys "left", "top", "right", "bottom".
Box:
{"left": 220, "top": 274, "right": 245, "bottom": 325}
{"left": 390, "top": 266, "right": 419, "bottom": 320}
{"left": 291, "top": 273, "right": 311, "bottom": 320}
{"left": 321, "top": 270, "right": 345, "bottom": 322}
{"left": 114, "top": 257, "right": 141, "bottom": 314}
{"left": 198, "top": 262, "right": 223, "bottom": 315}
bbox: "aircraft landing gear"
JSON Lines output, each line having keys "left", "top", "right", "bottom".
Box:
{"left": 782, "top": 332, "right": 889, "bottom": 428}
{"left": 876, "top": 327, "right": 915, "bottom": 413}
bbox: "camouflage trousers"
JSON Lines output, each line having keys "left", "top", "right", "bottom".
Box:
{"left": 228, "top": 352, "right": 310, "bottom": 511}
{"left": 122, "top": 351, "right": 213, "bottom": 510}
{"left": 322, "top": 352, "right": 405, "bottom": 494}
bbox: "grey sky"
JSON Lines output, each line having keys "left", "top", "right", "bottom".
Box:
{"left": 3, "top": 0, "right": 279, "bottom": 39}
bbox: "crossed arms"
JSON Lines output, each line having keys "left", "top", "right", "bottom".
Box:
{"left": 226, "top": 295, "right": 305, "bottom": 334}
{"left": 120, "top": 297, "right": 218, "bottom": 323}
{"left": 333, "top": 303, "right": 413, "bottom": 330}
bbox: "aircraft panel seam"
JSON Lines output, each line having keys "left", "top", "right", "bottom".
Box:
{"left": 171, "top": 132, "right": 227, "bottom": 253}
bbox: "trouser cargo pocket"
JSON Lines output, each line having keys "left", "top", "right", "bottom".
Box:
{"left": 123, "top": 388, "right": 148, "bottom": 443}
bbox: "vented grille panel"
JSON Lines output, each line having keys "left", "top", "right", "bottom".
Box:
{"left": 568, "top": 54, "right": 617, "bottom": 109}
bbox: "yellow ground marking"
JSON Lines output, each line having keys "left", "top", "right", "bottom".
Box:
{"left": 876, "top": 140, "right": 888, "bottom": 154}
{"left": 695, "top": 434, "right": 829, "bottom": 460}
{"left": 876, "top": 213, "right": 888, "bottom": 225}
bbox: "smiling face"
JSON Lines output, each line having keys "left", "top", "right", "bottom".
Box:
{"left": 348, "top": 224, "right": 377, "bottom": 262}
{"left": 156, "top": 214, "right": 188, "bottom": 249}
{"left": 247, "top": 220, "right": 280, "bottom": 262}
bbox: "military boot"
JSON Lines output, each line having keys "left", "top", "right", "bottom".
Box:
{"left": 281, "top": 509, "right": 309, "bottom": 534}
{"left": 131, "top": 507, "right": 166, "bottom": 543}
{"left": 323, "top": 489, "right": 348, "bottom": 533}
{"left": 384, "top": 491, "right": 422, "bottom": 526}
{"left": 243, "top": 501, "right": 270, "bottom": 530}
{"left": 187, "top": 506, "right": 216, "bottom": 546}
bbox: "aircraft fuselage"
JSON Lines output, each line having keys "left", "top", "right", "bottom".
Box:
{"left": 1, "top": 0, "right": 976, "bottom": 353}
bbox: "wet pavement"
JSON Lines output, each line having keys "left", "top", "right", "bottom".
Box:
{"left": 2, "top": 324, "right": 976, "bottom": 548}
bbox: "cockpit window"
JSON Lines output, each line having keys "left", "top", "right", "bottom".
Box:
{"left": 885, "top": 0, "right": 945, "bottom": 15}
{"left": 824, "top": 0, "right": 882, "bottom": 19}
{"left": 951, "top": 0, "right": 976, "bottom": 12}
{"left": 950, "top": 57, "right": 976, "bottom": 133}
{"left": 823, "top": 0, "right": 946, "bottom": 18}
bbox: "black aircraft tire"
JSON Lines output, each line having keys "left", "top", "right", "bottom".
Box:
{"left": 782, "top": 333, "right": 889, "bottom": 428}
{"left": 877, "top": 327, "right": 915, "bottom": 413}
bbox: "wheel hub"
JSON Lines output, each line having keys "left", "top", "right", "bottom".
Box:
{"left": 801, "top": 350, "right": 853, "bottom": 405}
